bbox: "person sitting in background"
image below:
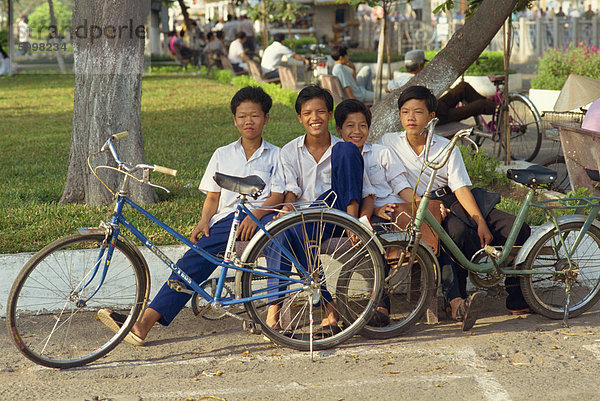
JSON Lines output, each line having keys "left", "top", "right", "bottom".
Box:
{"left": 203, "top": 31, "right": 227, "bottom": 68}
{"left": 331, "top": 45, "right": 374, "bottom": 103}
{"left": 387, "top": 49, "right": 495, "bottom": 125}
{"left": 260, "top": 33, "right": 309, "bottom": 80}
{"left": 387, "top": 49, "right": 428, "bottom": 92}
{"left": 228, "top": 31, "right": 249, "bottom": 73}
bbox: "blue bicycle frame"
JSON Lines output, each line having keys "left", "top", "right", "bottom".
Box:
{"left": 80, "top": 193, "right": 315, "bottom": 308}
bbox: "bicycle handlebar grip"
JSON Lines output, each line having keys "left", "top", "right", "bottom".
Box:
{"left": 111, "top": 131, "right": 129, "bottom": 141}
{"left": 153, "top": 165, "right": 178, "bottom": 176}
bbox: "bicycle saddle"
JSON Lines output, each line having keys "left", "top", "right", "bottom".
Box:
{"left": 213, "top": 172, "right": 265, "bottom": 198}
{"left": 506, "top": 165, "right": 557, "bottom": 187}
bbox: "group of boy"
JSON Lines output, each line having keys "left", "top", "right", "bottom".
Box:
{"left": 98, "top": 83, "right": 530, "bottom": 345}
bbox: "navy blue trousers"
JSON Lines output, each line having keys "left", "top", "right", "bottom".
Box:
{"left": 266, "top": 142, "right": 364, "bottom": 303}
{"left": 149, "top": 211, "right": 276, "bottom": 326}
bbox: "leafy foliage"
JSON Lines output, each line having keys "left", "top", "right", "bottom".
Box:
{"left": 531, "top": 43, "right": 600, "bottom": 90}
{"left": 28, "top": 1, "right": 72, "bottom": 36}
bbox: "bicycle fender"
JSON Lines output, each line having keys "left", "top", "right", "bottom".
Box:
{"left": 378, "top": 231, "right": 441, "bottom": 291}
{"left": 513, "top": 214, "right": 600, "bottom": 266}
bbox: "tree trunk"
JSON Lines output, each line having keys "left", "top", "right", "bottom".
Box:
{"left": 177, "top": 0, "right": 192, "bottom": 35}
{"left": 369, "top": 0, "right": 519, "bottom": 141}
{"left": 47, "top": 0, "right": 65, "bottom": 73}
{"left": 60, "top": 0, "right": 156, "bottom": 205}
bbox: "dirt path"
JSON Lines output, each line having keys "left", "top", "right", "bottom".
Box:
{"left": 2, "top": 296, "right": 600, "bottom": 401}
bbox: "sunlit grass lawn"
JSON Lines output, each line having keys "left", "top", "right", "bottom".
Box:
{"left": 0, "top": 74, "right": 305, "bottom": 253}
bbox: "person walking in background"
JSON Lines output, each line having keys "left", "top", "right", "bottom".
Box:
{"left": 222, "top": 14, "right": 239, "bottom": 48}
{"left": 16, "top": 16, "right": 31, "bottom": 57}
{"left": 238, "top": 13, "right": 256, "bottom": 53}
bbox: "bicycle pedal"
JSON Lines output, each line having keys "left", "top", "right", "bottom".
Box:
{"left": 167, "top": 279, "right": 194, "bottom": 294}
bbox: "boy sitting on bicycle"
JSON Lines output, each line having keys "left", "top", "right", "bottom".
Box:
{"left": 98, "top": 86, "right": 285, "bottom": 345}
{"left": 379, "top": 86, "right": 531, "bottom": 326}
{"left": 266, "top": 86, "right": 371, "bottom": 336}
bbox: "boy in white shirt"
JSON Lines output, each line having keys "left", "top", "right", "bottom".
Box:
{"left": 98, "top": 86, "right": 284, "bottom": 344}
{"left": 228, "top": 31, "right": 249, "bottom": 73}
{"left": 379, "top": 86, "right": 531, "bottom": 329}
{"left": 267, "top": 86, "right": 368, "bottom": 335}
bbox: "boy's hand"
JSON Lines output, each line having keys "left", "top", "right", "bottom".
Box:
{"left": 276, "top": 204, "right": 294, "bottom": 219}
{"left": 191, "top": 221, "right": 210, "bottom": 243}
{"left": 476, "top": 219, "right": 493, "bottom": 248}
{"left": 374, "top": 203, "right": 396, "bottom": 220}
{"left": 237, "top": 216, "right": 257, "bottom": 241}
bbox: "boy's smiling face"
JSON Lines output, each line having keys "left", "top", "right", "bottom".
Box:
{"left": 233, "top": 100, "right": 269, "bottom": 141}
{"left": 297, "top": 97, "right": 333, "bottom": 139}
{"left": 399, "top": 98, "right": 435, "bottom": 137}
{"left": 337, "top": 112, "right": 369, "bottom": 151}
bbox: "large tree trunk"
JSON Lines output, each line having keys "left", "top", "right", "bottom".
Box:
{"left": 47, "top": 0, "right": 65, "bottom": 73}
{"left": 369, "top": 0, "right": 519, "bottom": 141}
{"left": 177, "top": 0, "right": 192, "bottom": 34}
{"left": 60, "top": 0, "right": 156, "bottom": 205}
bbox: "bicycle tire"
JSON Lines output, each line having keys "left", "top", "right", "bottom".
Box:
{"left": 498, "top": 94, "right": 542, "bottom": 162}
{"left": 241, "top": 210, "right": 385, "bottom": 350}
{"left": 540, "top": 155, "right": 571, "bottom": 194}
{"left": 360, "top": 242, "right": 436, "bottom": 339}
{"left": 520, "top": 222, "right": 600, "bottom": 319}
{"left": 7, "top": 233, "right": 147, "bottom": 368}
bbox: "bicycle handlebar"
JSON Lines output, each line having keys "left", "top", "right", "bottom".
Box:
{"left": 424, "top": 122, "right": 475, "bottom": 170}
{"left": 99, "top": 131, "right": 178, "bottom": 178}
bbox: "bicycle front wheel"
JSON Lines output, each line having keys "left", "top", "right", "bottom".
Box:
{"left": 499, "top": 95, "right": 542, "bottom": 162}
{"left": 6, "top": 233, "right": 148, "bottom": 368}
{"left": 521, "top": 222, "right": 600, "bottom": 319}
{"left": 540, "top": 155, "right": 571, "bottom": 194}
{"left": 361, "top": 242, "right": 436, "bottom": 339}
{"left": 241, "top": 210, "right": 385, "bottom": 350}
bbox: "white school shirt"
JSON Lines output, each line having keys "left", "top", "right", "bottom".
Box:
{"left": 228, "top": 40, "right": 245, "bottom": 64}
{"left": 261, "top": 41, "right": 294, "bottom": 73}
{"left": 378, "top": 131, "right": 471, "bottom": 197}
{"left": 362, "top": 143, "right": 411, "bottom": 207}
{"left": 281, "top": 134, "right": 371, "bottom": 203}
{"left": 199, "top": 139, "right": 285, "bottom": 227}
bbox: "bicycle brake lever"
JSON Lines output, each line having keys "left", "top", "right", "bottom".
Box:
{"left": 148, "top": 182, "right": 171, "bottom": 193}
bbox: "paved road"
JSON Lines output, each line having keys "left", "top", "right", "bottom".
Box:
{"left": 2, "top": 299, "right": 600, "bottom": 401}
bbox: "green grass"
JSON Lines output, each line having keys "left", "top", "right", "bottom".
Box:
{"left": 0, "top": 74, "right": 305, "bottom": 254}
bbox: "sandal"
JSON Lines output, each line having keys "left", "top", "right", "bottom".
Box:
{"left": 455, "top": 292, "right": 484, "bottom": 331}
{"left": 97, "top": 309, "right": 145, "bottom": 346}
{"left": 367, "top": 310, "right": 391, "bottom": 327}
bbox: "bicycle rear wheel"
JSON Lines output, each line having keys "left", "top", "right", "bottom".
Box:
{"left": 521, "top": 222, "right": 600, "bottom": 319}
{"left": 499, "top": 95, "right": 542, "bottom": 162}
{"left": 241, "top": 210, "right": 385, "bottom": 350}
{"left": 360, "top": 242, "right": 436, "bottom": 339}
{"left": 540, "top": 155, "right": 571, "bottom": 194}
{"left": 6, "top": 233, "right": 147, "bottom": 368}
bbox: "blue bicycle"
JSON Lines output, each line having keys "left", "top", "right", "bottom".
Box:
{"left": 7, "top": 132, "right": 385, "bottom": 368}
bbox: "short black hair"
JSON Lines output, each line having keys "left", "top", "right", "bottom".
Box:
{"left": 397, "top": 85, "right": 437, "bottom": 113}
{"left": 334, "top": 99, "right": 371, "bottom": 129}
{"left": 230, "top": 86, "right": 273, "bottom": 115}
{"left": 295, "top": 85, "right": 334, "bottom": 114}
{"left": 273, "top": 33, "right": 285, "bottom": 43}
{"left": 216, "top": 31, "right": 224, "bottom": 39}
{"left": 235, "top": 31, "right": 246, "bottom": 40}
{"left": 330, "top": 45, "right": 347, "bottom": 61}
{"left": 406, "top": 63, "right": 420, "bottom": 73}
{"left": 207, "top": 31, "right": 214, "bottom": 40}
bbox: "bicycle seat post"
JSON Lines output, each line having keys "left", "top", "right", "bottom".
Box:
{"left": 223, "top": 194, "right": 247, "bottom": 263}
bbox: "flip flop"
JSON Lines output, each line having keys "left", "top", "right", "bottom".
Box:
{"left": 367, "top": 310, "right": 391, "bottom": 327}
{"left": 460, "top": 292, "right": 484, "bottom": 332}
{"left": 97, "top": 309, "right": 145, "bottom": 346}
